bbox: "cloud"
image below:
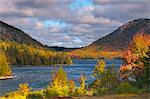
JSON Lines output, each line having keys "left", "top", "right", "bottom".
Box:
{"left": 0, "top": 0, "right": 149, "bottom": 47}
{"left": 93, "top": 0, "right": 150, "bottom": 22}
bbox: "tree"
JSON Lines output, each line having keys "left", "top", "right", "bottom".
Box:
{"left": 93, "top": 60, "right": 105, "bottom": 77}
{"left": 51, "top": 67, "right": 68, "bottom": 88}
{"left": 0, "top": 50, "right": 12, "bottom": 77}
{"left": 49, "top": 67, "right": 69, "bottom": 96}
{"left": 131, "top": 33, "right": 150, "bottom": 57}
{"left": 135, "top": 47, "right": 150, "bottom": 91}
{"left": 75, "top": 76, "right": 87, "bottom": 96}
{"left": 0, "top": 41, "right": 72, "bottom": 66}
{"left": 119, "top": 33, "right": 150, "bottom": 91}
{"left": 92, "top": 60, "right": 118, "bottom": 94}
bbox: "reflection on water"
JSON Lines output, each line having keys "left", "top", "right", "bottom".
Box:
{"left": 0, "top": 59, "right": 123, "bottom": 95}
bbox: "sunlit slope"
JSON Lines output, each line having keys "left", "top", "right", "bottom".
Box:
{"left": 88, "top": 18, "right": 150, "bottom": 51}
{"left": 70, "top": 18, "right": 150, "bottom": 58}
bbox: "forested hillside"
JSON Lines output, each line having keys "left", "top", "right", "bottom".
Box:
{"left": 0, "top": 21, "right": 72, "bottom": 66}
{"left": 0, "top": 41, "right": 72, "bottom": 66}
{"left": 70, "top": 18, "right": 150, "bottom": 59}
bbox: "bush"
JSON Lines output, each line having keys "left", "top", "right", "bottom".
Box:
{"left": 27, "top": 91, "right": 44, "bottom": 99}
{"left": 68, "top": 80, "right": 76, "bottom": 96}
{"left": 74, "top": 87, "right": 86, "bottom": 97}
{"left": 93, "top": 87, "right": 109, "bottom": 96}
{"left": 115, "top": 82, "right": 142, "bottom": 94}
{"left": 43, "top": 88, "right": 59, "bottom": 98}
{"left": 92, "top": 61, "right": 119, "bottom": 95}
{"left": 73, "top": 76, "right": 87, "bottom": 96}
{"left": 18, "top": 83, "right": 32, "bottom": 96}
{"left": 1, "top": 91, "right": 26, "bottom": 99}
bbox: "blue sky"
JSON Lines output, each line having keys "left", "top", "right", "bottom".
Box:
{"left": 0, "top": 0, "right": 149, "bottom": 47}
{"left": 43, "top": 20, "right": 67, "bottom": 28}
{"left": 70, "top": 0, "right": 93, "bottom": 11}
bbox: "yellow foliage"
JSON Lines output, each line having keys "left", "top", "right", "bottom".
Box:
{"left": 0, "top": 50, "right": 12, "bottom": 76}
{"left": 50, "top": 67, "right": 69, "bottom": 96}
{"left": 131, "top": 33, "right": 150, "bottom": 57}
{"left": 75, "top": 76, "right": 87, "bottom": 96}
{"left": 18, "top": 83, "right": 32, "bottom": 95}
{"left": 93, "top": 60, "right": 106, "bottom": 76}
{"left": 0, "top": 41, "right": 72, "bottom": 65}
{"left": 1, "top": 91, "right": 26, "bottom": 99}
{"left": 70, "top": 48, "right": 122, "bottom": 59}
{"left": 1, "top": 95, "right": 26, "bottom": 99}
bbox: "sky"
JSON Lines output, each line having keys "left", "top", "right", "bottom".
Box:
{"left": 0, "top": 0, "right": 150, "bottom": 48}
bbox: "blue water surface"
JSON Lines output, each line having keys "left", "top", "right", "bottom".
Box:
{"left": 0, "top": 59, "right": 123, "bottom": 95}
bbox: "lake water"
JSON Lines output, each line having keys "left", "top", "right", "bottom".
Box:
{"left": 0, "top": 59, "right": 123, "bottom": 95}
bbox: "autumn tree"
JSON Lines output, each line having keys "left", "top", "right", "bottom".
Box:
{"left": 49, "top": 67, "right": 69, "bottom": 96}
{"left": 0, "top": 41, "right": 72, "bottom": 66}
{"left": 75, "top": 76, "right": 87, "bottom": 96}
{"left": 0, "top": 50, "right": 12, "bottom": 77}
{"left": 92, "top": 60, "right": 118, "bottom": 94}
{"left": 51, "top": 67, "right": 68, "bottom": 88}
{"left": 120, "top": 33, "right": 150, "bottom": 91}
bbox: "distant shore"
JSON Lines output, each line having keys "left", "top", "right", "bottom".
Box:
{"left": 10, "top": 64, "right": 72, "bottom": 67}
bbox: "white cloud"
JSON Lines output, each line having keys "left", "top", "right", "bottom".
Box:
{"left": 0, "top": 0, "right": 149, "bottom": 47}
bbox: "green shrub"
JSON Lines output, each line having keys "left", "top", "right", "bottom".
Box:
{"left": 43, "top": 88, "right": 59, "bottom": 98}
{"left": 93, "top": 87, "right": 109, "bottom": 96}
{"left": 115, "top": 82, "right": 142, "bottom": 94}
{"left": 76, "top": 76, "right": 87, "bottom": 96}
{"left": 2, "top": 91, "right": 26, "bottom": 99}
{"left": 27, "top": 91, "right": 44, "bottom": 99}
{"left": 92, "top": 61, "right": 119, "bottom": 95}
{"left": 73, "top": 87, "right": 86, "bottom": 97}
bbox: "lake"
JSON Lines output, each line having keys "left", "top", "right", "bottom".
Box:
{"left": 0, "top": 59, "right": 123, "bottom": 95}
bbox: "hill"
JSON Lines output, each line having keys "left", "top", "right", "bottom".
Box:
{"left": 0, "top": 21, "right": 79, "bottom": 51}
{"left": 0, "top": 21, "right": 72, "bottom": 65}
{"left": 87, "top": 18, "right": 150, "bottom": 51}
{"left": 0, "top": 21, "right": 44, "bottom": 47}
{"left": 70, "top": 18, "right": 150, "bottom": 59}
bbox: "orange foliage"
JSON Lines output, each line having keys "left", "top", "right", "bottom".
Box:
{"left": 68, "top": 80, "right": 75, "bottom": 93}
{"left": 70, "top": 49, "right": 122, "bottom": 59}
{"left": 120, "top": 33, "right": 150, "bottom": 79}
{"left": 122, "top": 49, "right": 138, "bottom": 64}
{"left": 18, "top": 83, "right": 32, "bottom": 94}
{"left": 0, "top": 41, "right": 72, "bottom": 65}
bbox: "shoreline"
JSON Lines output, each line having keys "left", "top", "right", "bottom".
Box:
{"left": 10, "top": 63, "right": 73, "bottom": 67}
{"left": 0, "top": 75, "right": 15, "bottom": 80}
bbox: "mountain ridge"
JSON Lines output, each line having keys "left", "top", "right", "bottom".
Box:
{"left": 0, "top": 21, "right": 45, "bottom": 48}
{"left": 86, "top": 18, "right": 150, "bottom": 51}
{"left": 0, "top": 21, "right": 80, "bottom": 51}
{"left": 0, "top": 18, "right": 150, "bottom": 52}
